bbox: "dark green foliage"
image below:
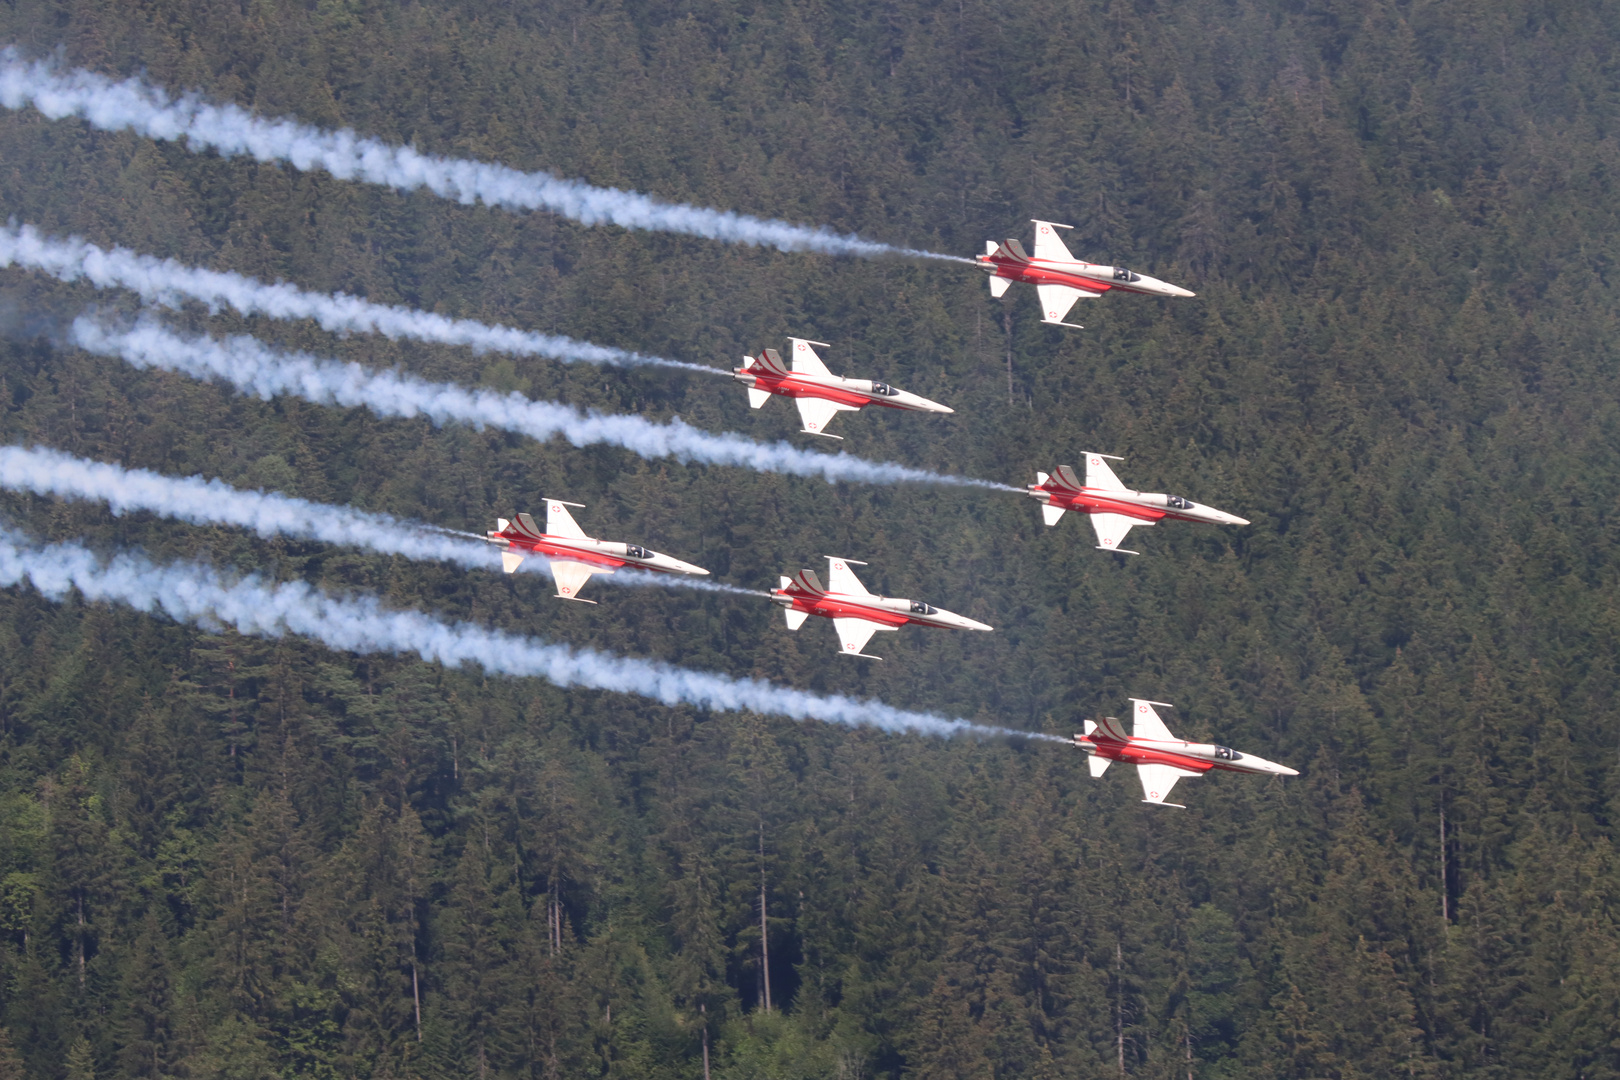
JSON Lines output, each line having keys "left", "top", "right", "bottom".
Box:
{"left": 0, "top": 0, "right": 1618, "bottom": 1076}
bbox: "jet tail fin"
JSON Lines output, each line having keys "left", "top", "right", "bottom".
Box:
{"left": 752, "top": 348, "right": 792, "bottom": 377}
{"left": 507, "top": 512, "right": 547, "bottom": 541}
{"left": 1093, "top": 715, "right": 1131, "bottom": 742}
{"left": 784, "top": 608, "right": 809, "bottom": 630}
{"left": 1041, "top": 505, "right": 1067, "bottom": 526}
{"left": 1048, "top": 465, "right": 1085, "bottom": 493}
{"left": 1089, "top": 756, "right": 1112, "bottom": 778}
{"left": 747, "top": 388, "right": 772, "bottom": 409}
{"left": 989, "top": 275, "right": 1011, "bottom": 298}
{"left": 786, "top": 568, "right": 827, "bottom": 595}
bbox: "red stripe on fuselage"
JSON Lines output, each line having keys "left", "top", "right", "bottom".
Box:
{"left": 748, "top": 374, "right": 874, "bottom": 410}
{"left": 1088, "top": 740, "right": 1215, "bottom": 773}
{"left": 776, "top": 589, "right": 912, "bottom": 627}
{"left": 1043, "top": 491, "right": 1168, "bottom": 523}
{"left": 982, "top": 254, "right": 1113, "bottom": 294}
{"left": 502, "top": 536, "right": 628, "bottom": 570}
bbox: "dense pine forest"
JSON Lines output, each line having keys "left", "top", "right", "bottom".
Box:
{"left": 0, "top": 0, "right": 1618, "bottom": 1076}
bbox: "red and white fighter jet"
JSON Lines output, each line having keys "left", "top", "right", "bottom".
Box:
{"left": 1075, "top": 699, "right": 1298, "bottom": 807}
{"left": 486, "top": 501, "right": 709, "bottom": 603}
{"left": 733, "top": 338, "right": 953, "bottom": 440}
{"left": 978, "top": 219, "right": 1195, "bottom": 328}
{"left": 1029, "top": 454, "right": 1248, "bottom": 554}
{"left": 772, "top": 556, "right": 992, "bottom": 658}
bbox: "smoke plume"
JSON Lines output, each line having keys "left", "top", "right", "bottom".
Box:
{"left": 0, "top": 443, "right": 765, "bottom": 596}
{"left": 0, "top": 222, "right": 715, "bottom": 373}
{"left": 69, "top": 316, "right": 1020, "bottom": 492}
{"left": 0, "top": 526, "right": 1045, "bottom": 741}
{"left": 0, "top": 51, "right": 971, "bottom": 262}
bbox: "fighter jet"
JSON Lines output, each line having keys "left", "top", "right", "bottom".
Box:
{"left": 733, "top": 338, "right": 953, "bottom": 440}
{"left": 771, "top": 556, "right": 992, "bottom": 658}
{"left": 978, "top": 219, "right": 1195, "bottom": 328}
{"left": 1075, "top": 699, "right": 1298, "bottom": 807}
{"left": 486, "top": 501, "right": 709, "bottom": 603}
{"left": 1029, "top": 453, "right": 1248, "bottom": 554}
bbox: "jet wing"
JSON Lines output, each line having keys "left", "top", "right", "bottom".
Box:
{"left": 1084, "top": 454, "right": 1128, "bottom": 491}
{"left": 547, "top": 558, "right": 609, "bottom": 603}
{"left": 543, "top": 503, "right": 590, "bottom": 540}
{"left": 1031, "top": 220, "right": 1077, "bottom": 262}
{"left": 1089, "top": 512, "right": 1143, "bottom": 554}
{"left": 833, "top": 617, "right": 894, "bottom": 659}
{"left": 1138, "top": 763, "right": 1198, "bottom": 807}
{"left": 788, "top": 338, "right": 833, "bottom": 377}
{"left": 1036, "top": 284, "right": 1093, "bottom": 327}
{"left": 796, "top": 396, "right": 858, "bottom": 438}
{"left": 825, "top": 558, "right": 871, "bottom": 597}
{"left": 1130, "top": 700, "right": 1177, "bottom": 742}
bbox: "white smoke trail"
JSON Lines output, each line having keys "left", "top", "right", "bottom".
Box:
{"left": 0, "top": 526, "right": 1049, "bottom": 741}
{"left": 0, "top": 443, "right": 768, "bottom": 596}
{"left": 69, "top": 316, "right": 1021, "bottom": 492}
{"left": 0, "top": 442, "right": 493, "bottom": 565}
{"left": 0, "top": 51, "right": 973, "bottom": 263}
{"left": 0, "top": 222, "right": 717, "bottom": 374}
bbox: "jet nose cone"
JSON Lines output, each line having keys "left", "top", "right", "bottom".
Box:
{"left": 1168, "top": 284, "right": 1197, "bottom": 298}
{"left": 1277, "top": 765, "right": 1300, "bottom": 777}
{"left": 894, "top": 389, "right": 955, "bottom": 414}
{"left": 968, "top": 618, "right": 994, "bottom": 632}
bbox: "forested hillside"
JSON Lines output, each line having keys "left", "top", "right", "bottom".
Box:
{"left": 0, "top": 0, "right": 1618, "bottom": 1076}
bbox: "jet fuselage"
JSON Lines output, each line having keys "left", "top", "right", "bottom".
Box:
{"left": 976, "top": 243, "right": 1195, "bottom": 299}
{"left": 1027, "top": 480, "right": 1248, "bottom": 528}
{"left": 1074, "top": 732, "right": 1297, "bottom": 779}
{"left": 486, "top": 527, "right": 708, "bottom": 578}
{"left": 770, "top": 581, "right": 992, "bottom": 634}
{"left": 732, "top": 367, "right": 952, "bottom": 414}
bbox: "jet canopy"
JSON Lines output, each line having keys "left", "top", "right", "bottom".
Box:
{"left": 627, "top": 545, "right": 649, "bottom": 558}
{"left": 1213, "top": 746, "right": 1244, "bottom": 761}
{"left": 1167, "top": 496, "right": 1192, "bottom": 509}
{"left": 909, "top": 601, "right": 938, "bottom": 615}
{"left": 1113, "top": 267, "right": 1142, "bottom": 282}
{"left": 871, "top": 382, "right": 900, "bottom": 397}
